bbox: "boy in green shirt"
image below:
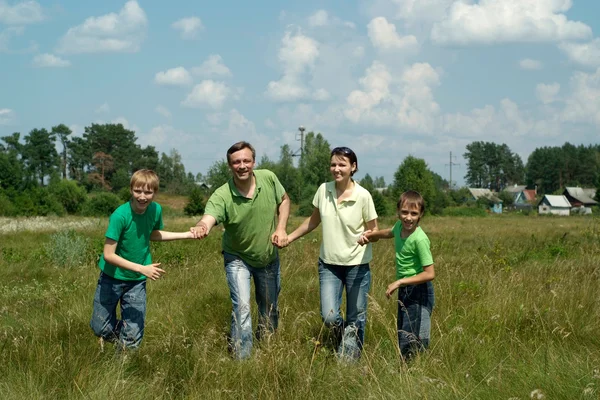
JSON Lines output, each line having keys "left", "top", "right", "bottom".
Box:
{"left": 360, "top": 190, "right": 435, "bottom": 359}
{"left": 90, "top": 169, "right": 198, "bottom": 350}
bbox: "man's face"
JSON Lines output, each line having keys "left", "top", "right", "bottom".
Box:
{"left": 228, "top": 148, "right": 255, "bottom": 182}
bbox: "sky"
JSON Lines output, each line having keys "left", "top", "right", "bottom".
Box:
{"left": 1, "top": 0, "right": 600, "bottom": 187}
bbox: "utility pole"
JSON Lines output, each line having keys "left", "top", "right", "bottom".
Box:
{"left": 446, "top": 151, "right": 460, "bottom": 189}
{"left": 292, "top": 125, "right": 305, "bottom": 161}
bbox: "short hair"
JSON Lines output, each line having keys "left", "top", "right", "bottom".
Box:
{"left": 130, "top": 169, "right": 159, "bottom": 192}
{"left": 397, "top": 190, "right": 425, "bottom": 214}
{"left": 227, "top": 141, "right": 256, "bottom": 164}
{"left": 331, "top": 146, "right": 358, "bottom": 176}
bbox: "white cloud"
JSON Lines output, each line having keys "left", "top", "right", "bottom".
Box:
{"left": 32, "top": 53, "right": 70, "bottom": 67}
{"left": 0, "top": 108, "right": 15, "bottom": 125}
{"left": 56, "top": 0, "right": 147, "bottom": 54}
{"left": 344, "top": 61, "right": 440, "bottom": 132}
{"left": 519, "top": 58, "right": 543, "bottom": 70}
{"left": 154, "top": 67, "right": 192, "bottom": 86}
{"left": 172, "top": 16, "right": 203, "bottom": 39}
{"left": 352, "top": 46, "right": 365, "bottom": 58}
{"left": 264, "top": 118, "right": 276, "bottom": 129}
{"left": 191, "top": 54, "right": 232, "bottom": 78}
{"left": 313, "top": 88, "right": 331, "bottom": 101}
{"left": 367, "top": 17, "right": 418, "bottom": 52}
{"left": 0, "top": 0, "right": 43, "bottom": 25}
{"left": 559, "top": 39, "right": 600, "bottom": 68}
{"left": 562, "top": 68, "right": 600, "bottom": 126}
{"left": 431, "top": 0, "right": 592, "bottom": 45}
{"left": 95, "top": 102, "right": 110, "bottom": 114}
{"left": 155, "top": 105, "right": 171, "bottom": 119}
{"left": 308, "top": 10, "right": 329, "bottom": 27}
{"left": 266, "top": 30, "right": 319, "bottom": 102}
{"left": 182, "top": 80, "right": 230, "bottom": 109}
{"left": 536, "top": 83, "right": 560, "bottom": 104}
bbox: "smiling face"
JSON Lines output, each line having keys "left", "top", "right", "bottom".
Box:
{"left": 130, "top": 185, "right": 155, "bottom": 214}
{"left": 228, "top": 147, "right": 255, "bottom": 183}
{"left": 398, "top": 201, "right": 423, "bottom": 234}
{"left": 330, "top": 154, "right": 356, "bottom": 183}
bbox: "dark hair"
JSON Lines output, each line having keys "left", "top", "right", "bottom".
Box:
{"left": 227, "top": 141, "right": 256, "bottom": 164}
{"left": 397, "top": 190, "right": 425, "bottom": 215}
{"left": 331, "top": 146, "right": 358, "bottom": 176}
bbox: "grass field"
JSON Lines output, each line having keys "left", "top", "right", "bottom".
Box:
{"left": 1, "top": 212, "right": 599, "bottom": 399}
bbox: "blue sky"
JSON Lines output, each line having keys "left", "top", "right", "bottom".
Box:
{"left": 1, "top": 0, "right": 600, "bottom": 187}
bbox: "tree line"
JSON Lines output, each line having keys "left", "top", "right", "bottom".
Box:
{"left": 2, "top": 122, "right": 598, "bottom": 218}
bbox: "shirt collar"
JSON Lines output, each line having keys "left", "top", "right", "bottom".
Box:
{"left": 327, "top": 180, "right": 358, "bottom": 203}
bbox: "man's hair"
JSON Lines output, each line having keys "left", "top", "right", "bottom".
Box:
{"left": 330, "top": 146, "right": 358, "bottom": 176}
{"left": 130, "top": 169, "right": 159, "bottom": 192}
{"left": 227, "top": 141, "right": 256, "bottom": 163}
{"left": 397, "top": 190, "right": 425, "bottom": 214}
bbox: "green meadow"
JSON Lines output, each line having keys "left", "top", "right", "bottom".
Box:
{"left": 1, "top": 212, "right": 599, "bottom": 399}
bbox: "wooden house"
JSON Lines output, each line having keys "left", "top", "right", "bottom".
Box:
{"left": 563, "top": 187, "right": 597, "bottom": 214}
{"left": 468, "top": 188, "right": 503, "bottom": 214}
{"left": 538, "top": 195, "right": 571, "bottom": 216}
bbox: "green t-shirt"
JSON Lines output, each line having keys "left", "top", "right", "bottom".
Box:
{"left": 98, "top": 201, "right": 164, "bottom": 281}
{"left": 204, "top": 169, "right": 286, "bottom": 268}
{"left": 392, "top": 224, "right": 433, "bottom": 279}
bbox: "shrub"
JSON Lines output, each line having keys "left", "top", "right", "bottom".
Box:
{"left": 44, "top": 230, "right": 91, "bottom": 268}
{"left": 0, "top": 192, "right": 17, "bottom": 216}
{"left": 184, "top": 186, "right": 205, "bottom": 216}
{"left": 82, "top": 192, "right": 123, "bottom": 217}
{"left": 118, "top": 186, "right": 131, "bottom": 203}
{"left": 48, "top": 179, "right": 88, "bottom": 214}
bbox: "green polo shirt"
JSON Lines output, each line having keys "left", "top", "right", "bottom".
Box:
{"left": 391, "top": 224, "right": 433, "bottom": 279}
{"left": 313, "top": 181, "right": 378, "bottom": 266}
{"left": 204, "top": 169, "right": 286, "bottom": 268}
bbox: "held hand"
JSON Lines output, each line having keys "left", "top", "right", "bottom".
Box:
{"left": 271, "top": 228, "right": 289, "bottom": 248}
{"left": 190, "top": 223, "right": 208, "bottom": 239}
{"left": 385, "top": 280, "right": 402, "bottom": 298}
{"left": 141, "top": 263, "right": 166, "bottom": 281}
{"left": 357, "top": 230, "right": 372, "bottom": 246}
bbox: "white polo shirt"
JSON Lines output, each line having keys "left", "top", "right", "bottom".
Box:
{"left": 313, "top": 181, "right": 378, "bottom": 266}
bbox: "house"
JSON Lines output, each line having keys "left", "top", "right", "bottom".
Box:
{"left": 505, "top": 184, "right": 537, "bottom": 211}
{"left": 468, "top": 188, "right": 503, "bottom": 214}
{"left": 538, "top": 195, "right": 571, "bottom": 216}
{"left": 563, "top": 187, "right": 597, "bottom": 214}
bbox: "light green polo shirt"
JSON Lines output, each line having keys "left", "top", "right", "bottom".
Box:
{"left": 204, "top": 169, "right": 286, "bottom": 268}
{"left": 313, "top": 181, "right": 377, "bottom": 266}
{"left": 391, "top": 224, "right": 433, "bottom": 279}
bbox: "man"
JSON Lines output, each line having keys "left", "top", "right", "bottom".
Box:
{"left": 192, "top": 141, "right": 290, "bottom": 359}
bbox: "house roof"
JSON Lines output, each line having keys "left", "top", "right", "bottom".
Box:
{"left": 523, "top": 189, "right": 536, "bottom": 201}
{"left": 505, "top": 185, "right": 526, "bottom": 193}
{"left": 564, "top": 187, "right": 598, "bottom": 205}
{"left": 539, "top": 195, "right": 571, "bottom": 208}
{"left": 468, "top": 188, "right": 502, "bottom": 203}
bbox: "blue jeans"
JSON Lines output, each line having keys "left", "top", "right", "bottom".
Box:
{"left": 90, "top": 272, "right": 147, "bottom": 350}
{"left": 223, "top": 252, "right": 280, "bottom": 360}
{"left": 397, "top": 281, "right": 435, "bottom": 359}
{"left": 318, "top": 259, "right": 371, "bottom": 360}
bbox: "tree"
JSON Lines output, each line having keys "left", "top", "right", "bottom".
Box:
{"left": 67, "top": 136, "right": 90, "bottom": 183}
{"left": 206, "top": 159, "right": 231, "bottom": 191}
{"left": 374, "top": 176, "right": 386, "bottom": 188}
{"left": 464, "top": 141, "right": 524, "bottom": 190}
{"left": 88, "top": 152, "right": 114, "bottom": 190}
{"left": 299, "top": 132, "right": 331, "bottom": 188}
{"left": 392, "top": 156, "right": 436, "bottom": 211}
{"left": 23, "top": 128, "right": 59, "bottom": 186}
{"left": 274, "top": 144, "right": 301, "bottom": 203}
{"left": 360, "top": 174, "right": 375, "bottom": 191}
{"left": 51, "top": 124, "right": 72, "bottom": 179}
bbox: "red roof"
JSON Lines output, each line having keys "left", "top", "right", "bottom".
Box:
{"left": 523, "top": 190, "right": 536, "bottom": 201}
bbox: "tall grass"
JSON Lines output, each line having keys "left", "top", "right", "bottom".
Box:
{"left": 1, "top": 215, "right": 599, "bottom": 399}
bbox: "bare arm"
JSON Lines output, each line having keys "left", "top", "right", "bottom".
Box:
{"left": 272, "top": 193, "right": 291, "bottom": 247}
{"left": 358, "top": 226, "right": 393, "bottom": 245}
{"left": 287, "top": 207, "right": 321, "bottom": 244}
{"left": 150, "top": 230, "right": 196, "bottom": 241}
{"left": 190, "top": 214, "right": 218, "bottom": 239}
{"left": 103, "top": 239, "right": 165, "bottom": 281}
{"left": 386, "top": 264, "right": 435, "bottom": 298}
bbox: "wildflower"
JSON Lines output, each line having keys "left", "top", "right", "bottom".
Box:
{"left": 530, "top": 389, "right": 545, "bottom": 399}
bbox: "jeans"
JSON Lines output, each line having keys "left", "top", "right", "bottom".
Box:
{"left": 223, "top": 252, "right": 280, "bottom": 360}
{"left": 90, "top": 272, "right": 147, "bottom": 350}
{"left": 397, "top": 281, "right": 435, "bottom": 359}
{"left": 318, "top": 259, "right": 371, "bottom": 360}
